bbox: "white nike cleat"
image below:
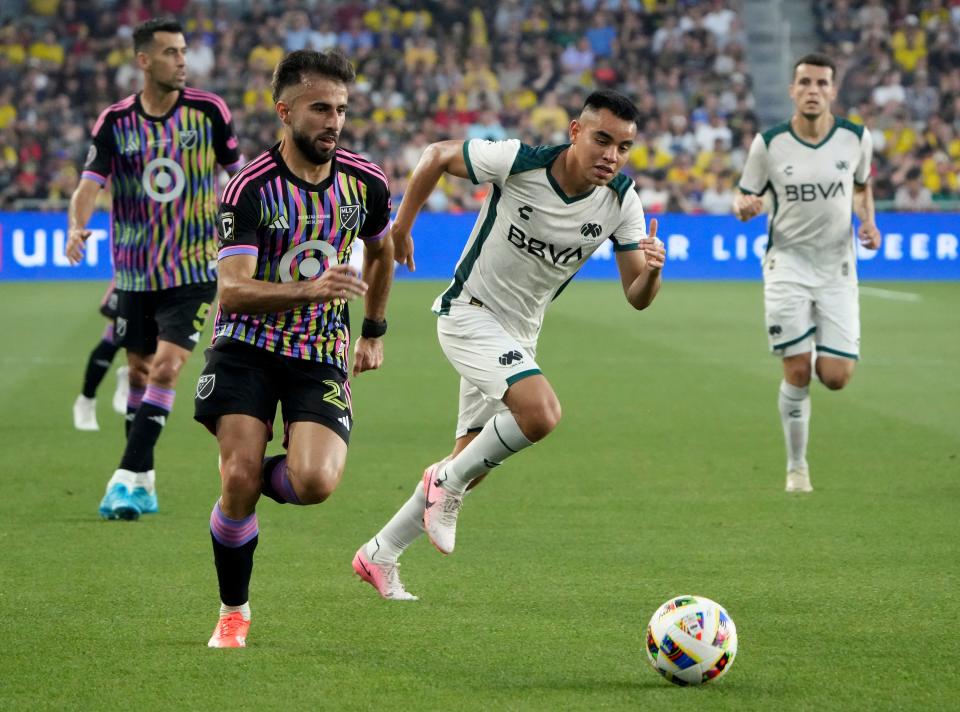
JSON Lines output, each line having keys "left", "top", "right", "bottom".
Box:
{"left": 112, "top": 365, "right": 129, "bottom": 414}
{"left": 786, "top": 466, "right": 813, "bottom": 493}
{"left": 352, "top": 548, "right": 418, "bottom": 601}
{"left": 422, "top": 462, "right": 464, "bottom": 555}
{"left": 73, "top": 395, "right": 99, "bottom": 431}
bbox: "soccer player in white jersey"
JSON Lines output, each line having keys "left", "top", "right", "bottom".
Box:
{"left": 733, "top": 54, "right": 881, "bottom": 493}
{"left": 352, "top": 90, "right": 665, "bottom": 600}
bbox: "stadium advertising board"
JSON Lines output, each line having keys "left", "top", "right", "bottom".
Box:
{"left": 0, "top": 211, "right": 956, "bottom": 281}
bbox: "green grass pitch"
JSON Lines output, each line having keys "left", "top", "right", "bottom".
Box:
{"left": 1, "top": 280, "right": 957, "bottom": 711}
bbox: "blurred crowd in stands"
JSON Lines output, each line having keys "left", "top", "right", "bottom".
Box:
{"left": 816, "top": 0, "right": 960, "bottom": 209}
{"left": 0, "top": 0, "right": 957, "bottom": 213}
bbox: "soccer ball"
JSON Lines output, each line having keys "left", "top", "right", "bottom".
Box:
{"left": 645, "top": 595, "right": 738, "bottom": 686}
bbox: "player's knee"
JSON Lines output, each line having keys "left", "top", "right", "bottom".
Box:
{"left": 519, "top": 397, "right": 562, "bottom": 442}
{"left": 783, "top": 360, "right": 812, "bottom": 386}
{"left": 149, "top": 358, "right": 184, "bottom": 387}
{"left": 288, "top": 462, "right": 343, "bottom": 504}
{"left": 219, "top": 456, "right": 262, "bottom": 501}
{"left": 819, "top": 370, "right": 852, "bottom": 391}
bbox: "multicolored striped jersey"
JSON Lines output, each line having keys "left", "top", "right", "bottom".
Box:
{"left": 82, "top": 89, "right": 242, "bottom": 292}
{"left": 214, "top": 144, "right": 391, "bottom": 371}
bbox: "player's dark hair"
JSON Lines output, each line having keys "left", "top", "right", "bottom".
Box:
{"left": 133, "top": 17, "right": 184, "bottom": 53}
{"left": 793, "top": 53, "right": 836, "bottom": 81}
{"left": 582, "top": 90, "right": 641, "bottom": 129}
{"left": 272, "top": 49, "right": 356, "bottom": 103}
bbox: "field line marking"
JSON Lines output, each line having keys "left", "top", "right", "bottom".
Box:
{"left": 860, "top": 286, "right": 923, "bottom": 303}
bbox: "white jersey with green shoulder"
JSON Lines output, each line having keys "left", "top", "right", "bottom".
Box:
{"left": 432, "top": 138, "right": 646, "bottom": 343}
{"left": 738, "top": 117, "right": 872, "bottom": 286}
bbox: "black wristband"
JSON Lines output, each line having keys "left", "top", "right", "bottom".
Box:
{"left": 361, "top": 317, "right": 387, "bottom": 338}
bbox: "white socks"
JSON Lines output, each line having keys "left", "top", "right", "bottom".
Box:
{"left": 220, "top": 602, "right": 251, "bottom": 621}
{"left": 778, "top": 380, "right": 810, "bottom": 471}
{"left": 441, "top": 412, "right": 532, "bottom": 494}
{"left": 107, "top": 468, "right": 155, "bottom": 492}
{"left": 366, "top": 480, "right": 426, "bottom": 564}
{"left": 366, "top": 412, "right": 534, "bottom": 564}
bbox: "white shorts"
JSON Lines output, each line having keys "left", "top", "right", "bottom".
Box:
{"left": 436, "top": 303, "right": 542, "bottom": 438}
{"left": 764, "top": 280, "right": 860, "bottom": 360}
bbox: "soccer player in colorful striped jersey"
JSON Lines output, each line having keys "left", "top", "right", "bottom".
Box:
{"left": 193, "top": 50, "right": 394, "bottom": 647}
{"left": 353, "top": 90, "right": 665, "bottom": 601}
{"left": 66, "top": 17, "right": 242, "bottom": 520}
{"left": 733, "top": 53, "right": 882, "bottom": 493}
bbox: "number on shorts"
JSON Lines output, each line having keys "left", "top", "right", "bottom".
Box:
{"left": 192, "top": 302, "right": 212, "bottom": 332}
{"left": 322, "top": 379, "right": 348, "bottom": 411}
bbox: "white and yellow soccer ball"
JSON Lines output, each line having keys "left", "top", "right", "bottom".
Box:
{"left": 645, "top": 595, "right": 738, "bottom": 686}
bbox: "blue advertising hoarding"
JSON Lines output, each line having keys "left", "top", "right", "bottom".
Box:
{"left": 1, "top": 211, "right": 956, "bottom": 281}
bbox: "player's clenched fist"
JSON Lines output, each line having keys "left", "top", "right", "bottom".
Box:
{"left": 732, "top": 193, "right": 764, "bottom": 221}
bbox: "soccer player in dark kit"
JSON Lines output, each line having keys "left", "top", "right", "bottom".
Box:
{"left": 193, "top": 49, "right": 394, "bottom": 648}
{"left": 66, "top": 17, "right": 242, "bottom": 519}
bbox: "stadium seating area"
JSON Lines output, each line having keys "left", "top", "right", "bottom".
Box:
{"left": 815, "top": 0, "right": 960, "bottom": 208}
{"left": 0, "top": 0, "right": 957, "bottom": 212}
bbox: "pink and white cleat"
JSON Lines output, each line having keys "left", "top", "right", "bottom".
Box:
{"left": 422, "top": 461, "right": 464, "bottom": 555}
{"left": 352, "top": 548, "right": 418, "bottom": 601}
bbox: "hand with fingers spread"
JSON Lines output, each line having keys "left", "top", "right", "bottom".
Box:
{"left": 639, "top": 217, "right": 665, "bottom": 272}
{"left": 67, "top": 228, "right": 91, "bottom": 264}
{"left": 306, "top": 263, "right": 368, "bottom": 303}
{"left": 390, "top": 222, "right": 415, "bottom": 272}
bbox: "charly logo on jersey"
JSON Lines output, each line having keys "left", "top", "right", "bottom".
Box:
{"left": 783, "top": 165, "right": 794, "bottom": 176}
{"left": 196, "top": 374, "right": 215, "bottom": 400}
{"left": 580, "top": 223, "right": 603, "bottom": 239}
{"left": 142, "top": 157, "right": 186, "bottom": 203}
{"left": 220, "top": 212, "right": 235, "bottom": 241}
{"left": 279, "top": 240, "right": 338, "bottom": 282}
{"left": 339, "top": 204, "right": 361, "bottom": 231}
{"left": 179, "top": 130, "right": 198, "bottom": 149}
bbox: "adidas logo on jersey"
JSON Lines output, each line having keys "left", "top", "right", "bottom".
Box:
{"left": 338, "top": 416, "right": 351, "bottom": 431}
{"left": 269, "top": 215, "right": 290, "bottom": 230}
{"left": 189, "top": 332, "right": 201, "bottom": 343}
{"left": 148, "top": 415, "right": 167, "bottom": 427}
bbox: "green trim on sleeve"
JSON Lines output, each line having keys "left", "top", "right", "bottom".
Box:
{"left": 509, "top": 143, "right": 566, "bottom": 175}
{"left": 611, "top": 240, "right": 640, "bottom": 252}
{"left": 506, "top": 368, "right": 542, "bottom": 387}
{"left": 607, "top": 174, "right": 634, "bottom": 205}
{"left": 462, "top": 141, "right": 479, "bottom": 185}
{"left": 816, "top": 345, "right": 860, "bottom": 361}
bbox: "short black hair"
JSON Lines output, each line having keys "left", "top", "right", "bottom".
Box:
{"left": 272, "top": 49, "right": 357, "bottom": 103}
{"left": 793, "top": 53, "right": 836, "bottom": 82}
{"left": 133, "top": 17, "right": 183, "bottom": 53}
{"left": 582, "top": 90, "right": 641, "bottom": 129}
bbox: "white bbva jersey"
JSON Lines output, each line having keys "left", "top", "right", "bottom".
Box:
{"left": 738, "top": 117, "right": 872, "bottom": 285}
{"left": 432, "top": 138, "right": 646, "bottom": 343}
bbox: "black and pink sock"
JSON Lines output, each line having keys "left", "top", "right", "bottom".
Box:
{"left": 119, "top": 384, "right": 173, "bottom": 472}
{"left": 210, "top": 500, "right": 259, "bottom": 606}
{"left": 260, "top": 455, "right": 302, "bottom": 505}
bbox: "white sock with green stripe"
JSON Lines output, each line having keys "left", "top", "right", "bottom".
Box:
{"left": 778, "top": 380, "right": 810, "bottom": 471}
{"left": 441, "top": 412, "right": 532, "bottom": 494}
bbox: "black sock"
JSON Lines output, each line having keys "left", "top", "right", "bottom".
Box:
{"left": 210, "top": 501, "right": 259, "bottom": 606}
{"left": 125, "top": 386, "right": 144, "bottom": 438}
{"left": 81, "top": 339, "right": 120, "bottom": 398}
{"left": 119, "top": 402, "right": 169, "bottom": 472}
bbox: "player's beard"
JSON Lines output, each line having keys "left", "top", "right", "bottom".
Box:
{"left": 292, "top": 127, "right": 337, "bottom": 165}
